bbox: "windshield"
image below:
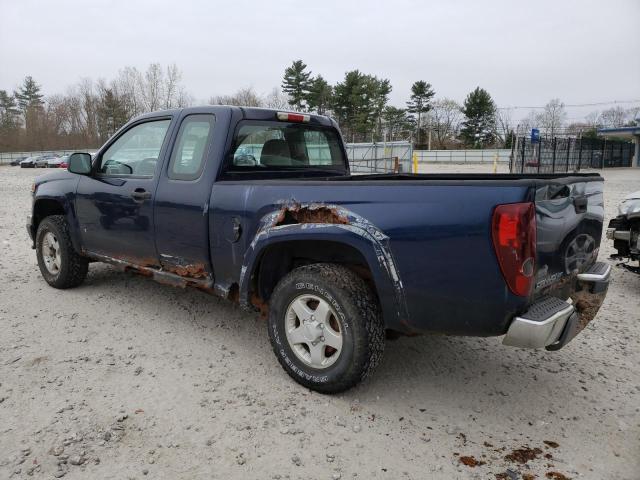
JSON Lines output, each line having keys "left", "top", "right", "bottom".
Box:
{"left": 229, "top": 121, "right": 346, "bottom": 172}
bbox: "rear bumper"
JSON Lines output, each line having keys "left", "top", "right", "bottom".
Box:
{"left": 503, "top": 261, "right": 610, "bottom": 350}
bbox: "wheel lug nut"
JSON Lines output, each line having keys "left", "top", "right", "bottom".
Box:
{"left": 320, "top": 336, "right": 325, "bottom": 342}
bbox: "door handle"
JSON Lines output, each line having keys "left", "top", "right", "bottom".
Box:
{"left": 131, "top": 188, "right": 152, "bottom": 201}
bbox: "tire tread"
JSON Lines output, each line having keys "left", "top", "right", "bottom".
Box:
{"left": 268, "top": 263, "right": 385, "bottom": 393}
{"left": 36, "top": 215, "right": 88, "bottom": 289}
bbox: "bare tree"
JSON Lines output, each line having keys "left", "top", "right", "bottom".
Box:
{"left": 626, "top": 106, "right": 640, "bottom": 124}
{"left": 599, "top": 106, "right": 627, "bottom": 128}
{"left": 428, "top": 98, "right": 463, "bottom": 148}
{"left": 495, "top": 107, "right": 513, "bottom": 146}
{"left": 140, "top": 63, "right": 163, "bottom": 111}
{"left": 518, "top": 110, "right": 537, "bottom": 136}
{"left": 263, "top": 87, "right": 290, "bottom": 110}
{"left": 163, "top": 64, "right": 181, "bottom": 109}
{"left": 584, "top": 111, "right": 601, "bottom": 129}
{"left": 209, "top": 87, "right": 263, "bottom": 107}
{"left": 115, "top": 66, "right": 143, "bottom": 117}
{"left": 537, "top": 98, "right": 566, "bottom": 137}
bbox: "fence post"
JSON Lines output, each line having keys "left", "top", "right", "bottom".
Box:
{"left": 550, "top": 138, "right": 557, "bottom": 173}
{"left": 577, "top": 138, "right": 583, "bottom": 171}
{"left": 566, "top": 138, "right": 571, "bottom": 172}
{"left": 520, "top": 138, "right": 526, "bottom": 174}
{"left": 510, "top": 138, "right": 516, "bottom": 172}
{"left": 537, "top": 140, "right": 541, "bottom": 173}
{"left": 393, "top": 157, "right": 399, "bottom": 173}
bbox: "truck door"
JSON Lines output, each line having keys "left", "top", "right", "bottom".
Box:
{"left": 75, "top": 117, "right": 174, "bottom": 265}
{"left": 153, "top": 113, "right": 217, "bottom": 280}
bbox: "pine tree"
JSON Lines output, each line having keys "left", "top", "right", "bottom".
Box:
{"left": 281, "top": 60, "right": 312, "bottom": 111}
{"left": 382, "top": 106, "right": 414, "bottom": 141}
{"left": 0, "top": 90, "right": 20, "bottom": 129}
{"left": 331, "top": 71, "right": 391, "bottom": 141}
{"left": 0, "top": 90, "right": 21, "bottom": 150}
{"left": 14, "top": 76, "right": 44, "bottom": 112}
{"left": 97, "top": 88, "right": 129, "bottom": 141}
{"left": 306, "top": 76, "right": 332, "bottom": 115}
{"left": 406, "top": 81, "right": 435, "bottom": 144}
{"left": 460, "top": 87, "right": 497, "bottom": 148}
{"left": 14, "top": 76, "right": 45, "bottom": 144}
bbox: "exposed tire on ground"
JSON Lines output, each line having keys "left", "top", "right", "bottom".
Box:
{"left": 267, "top": 263, "right": 385, "bottom": 393}
{"left": 36, "top": 215, "right": 88, "bottom": 289}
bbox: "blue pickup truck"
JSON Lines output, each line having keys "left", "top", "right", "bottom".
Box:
{"left": 27, "top": 106, "right": 611, "bottom": 392}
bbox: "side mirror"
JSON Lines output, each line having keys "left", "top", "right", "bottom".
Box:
{"left": 68, "top": 152, "right": 92, "bottom": 175}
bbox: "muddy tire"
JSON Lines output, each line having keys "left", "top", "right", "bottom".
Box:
{"left": 36, "top": 215, "right": 88, "bottom": 289}
{"left": 268, "top": 263, "right": 385, "bottom": 393}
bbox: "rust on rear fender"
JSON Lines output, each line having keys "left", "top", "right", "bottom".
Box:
{"left": 274, "top": 203, "right": 350, "bottom": 226}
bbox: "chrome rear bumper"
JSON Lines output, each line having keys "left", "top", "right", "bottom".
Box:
{"left": 503, "top": 261, "right": 610, "bottom": 350}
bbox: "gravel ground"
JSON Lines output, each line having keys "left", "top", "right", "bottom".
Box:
{"left": 1, "top": 165, "right": 638, "bottom": 480}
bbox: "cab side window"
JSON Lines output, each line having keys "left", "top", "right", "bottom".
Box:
{"left": 168, "top": 114, "right": 215, "bottom": 180}
{"left": 99, "top": 119, "right": 171, "bottom": 177}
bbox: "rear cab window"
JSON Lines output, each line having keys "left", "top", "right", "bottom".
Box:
{"left": 227, "top": 121, "right": 347, "bottom": 173}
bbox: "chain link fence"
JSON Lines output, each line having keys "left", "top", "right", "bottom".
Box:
{"left": 510, "top": 137, "right": 636, "bottom": 173}
{"left": 346, "top": 141, "right": 413, "bottom": 173}
{"left": 0, "top": 149, "right": 98, "bottom": 166}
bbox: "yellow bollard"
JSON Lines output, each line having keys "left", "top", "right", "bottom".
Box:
{"left": 413, "top": 152, "right": 418, "bottom": 174}
{"left": 493, "top": 152, "right": 498, "bottom": 174}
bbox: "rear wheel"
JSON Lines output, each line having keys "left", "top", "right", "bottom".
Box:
{"left": 268, "top": 263, "right": 385, "bottom": 393}
{"left": 36, "top": 215, "right": 88, "bottom": 289}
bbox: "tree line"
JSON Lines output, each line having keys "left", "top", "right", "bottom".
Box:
{"left": 1, "top": 60, "right": 638, "bottom": 153}
{"left": 0, "top": 64, "right": 192, "bottom": 152}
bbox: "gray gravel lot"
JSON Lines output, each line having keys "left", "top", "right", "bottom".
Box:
{"left": 1, "top": 165, "right": 639, "bottom": 480}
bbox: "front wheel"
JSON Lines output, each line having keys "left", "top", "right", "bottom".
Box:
{"left": 268, "top": 263, "right": 385, "bottom": 393}
{"left": 36, "top": 215, "right": 88, "bottom": 289}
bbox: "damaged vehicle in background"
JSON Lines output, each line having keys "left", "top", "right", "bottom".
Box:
{"left": 608, "top": 190, "right": 640, "bottom": 274}
{"left": 26, "top": 106, "right": 611, "bottom": 393}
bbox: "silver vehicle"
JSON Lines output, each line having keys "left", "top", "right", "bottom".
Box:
{"left": 47, "top": 155, "right": 69, "bottom": 168}
{"left": 607, "top": 190, "right": 640, "bottom": 274}
{"left": 36, "top": 155, "right": 59, "bottom": 168}
{"left": 20, "top": 156, "right": 38, "bottom": 168}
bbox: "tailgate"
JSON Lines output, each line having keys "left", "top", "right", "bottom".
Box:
{"left": 501, "top": 174, "right": 609, "bottom": 351}
{"left": 534, "top": 176, "right": 605, "bottom": 296}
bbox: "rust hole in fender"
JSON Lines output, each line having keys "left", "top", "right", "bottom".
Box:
{"left": 275, "top": 204, "right": 350, "bottom": 226}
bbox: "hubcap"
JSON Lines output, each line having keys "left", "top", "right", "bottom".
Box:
{"left": 42, "top": 231, "right": 61, "bottom": 275}
{"left": 565, "top": 233, "right": 595, "bottom": 273}
{"left": 285, "top": 294, "right": 343, "bottom": 369}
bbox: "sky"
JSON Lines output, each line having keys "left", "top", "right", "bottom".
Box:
{"left": 1, "top": 0, "right": 639, "bottom": 124}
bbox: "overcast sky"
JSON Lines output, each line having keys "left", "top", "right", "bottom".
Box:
{"left": 1, "top": 0, "right": 639, "bottom": 123}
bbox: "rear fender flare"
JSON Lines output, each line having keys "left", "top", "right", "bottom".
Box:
{"left": 239, "top": 204, "right": 408, "bottom": 330}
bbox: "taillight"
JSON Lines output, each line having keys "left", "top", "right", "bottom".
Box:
{"left": 276, "top": 112, "right": 310, "bottom": 122}
{"left": 491, "top": 202, "right": 536, "bottom": 296}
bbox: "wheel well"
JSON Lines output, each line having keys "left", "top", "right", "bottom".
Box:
{"left": 252, "top": 240, "right": 377, "bottom": 303}
{"left": 33, "top": 199, "right": 65, "bottom": 231}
